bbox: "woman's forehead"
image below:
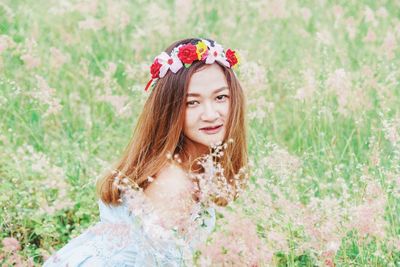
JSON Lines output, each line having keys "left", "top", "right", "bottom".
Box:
{"left": 188, "top": 64, "right": 228, "bottom": 95}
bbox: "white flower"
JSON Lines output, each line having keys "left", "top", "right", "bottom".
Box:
{"left": 203, "top": 40, "right": 230, "bottom": 67}
{"left": 156, "top": 52, "right": 183, "bottom": 78}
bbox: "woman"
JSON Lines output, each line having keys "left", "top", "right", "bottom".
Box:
{"left": 44, "top": 38, "right": 248, "bottom": 266}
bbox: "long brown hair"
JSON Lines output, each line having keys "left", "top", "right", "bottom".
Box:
{"left": 96, "top": 38, "right": 248, "bottom": 206}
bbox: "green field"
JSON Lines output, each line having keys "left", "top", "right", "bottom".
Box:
{"left": 0, "top": 0, "right": 399, "bottom": 266}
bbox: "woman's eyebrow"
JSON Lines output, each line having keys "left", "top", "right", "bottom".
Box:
{"left": 187, "top": 86, "right": 229, "bottom": 97}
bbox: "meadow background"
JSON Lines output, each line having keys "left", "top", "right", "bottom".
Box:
{"left": 0, "top": 0, "right": 399, "bottom": 266}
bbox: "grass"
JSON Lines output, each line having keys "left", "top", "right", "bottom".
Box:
{"left": 0, "top": 0, "right": 399, "bottom": 266}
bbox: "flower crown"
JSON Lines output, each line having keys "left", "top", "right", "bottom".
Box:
{"left": 144, "top": 39, "right": 240, "bottom": 91}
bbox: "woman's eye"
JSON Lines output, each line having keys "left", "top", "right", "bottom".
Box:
{"left": 187, "top": 100, "right": 199, "bottom": 106}
{"left": 216, "top": 95, "right": 229, "bottom": 101}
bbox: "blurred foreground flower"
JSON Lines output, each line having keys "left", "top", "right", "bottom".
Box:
{"left": 0, "top": 241, "right": 34, "bottom": 267}
{"left": 2, "top": 237, "right": 21, "bottom": 252}
{"left": 197, "top": 209, "right": 273, "bottom": 266}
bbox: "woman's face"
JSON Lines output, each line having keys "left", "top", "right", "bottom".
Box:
{"left": 183, "top": 64, "right": 230, "bottom": 150}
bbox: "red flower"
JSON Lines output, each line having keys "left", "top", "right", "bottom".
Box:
{"left": 150, "top": 59, "right": 162, "bottom": 78}
{"left": 177, "top": 44, "right": 198, "bottom": 64}
{"left": 226, "top": 49, "right": 238, "bottom": 67}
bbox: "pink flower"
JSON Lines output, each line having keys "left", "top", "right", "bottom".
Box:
{"left": 349, "top": 195, "right": 387, "bottom": 239}
{"left": 20, "top": 53, "right": 41, "bottom": 69}
{"left": 74, "top": 1, "right": 98, "bottom": 14}
{"left": 300, "top": 7, "right": 312, "bottom": 21}
{"left": 363, "top": 29, "right": 376, "bottom": 43}
{"left": 2, "top": 237, "right": 21, "bottom": 252}
{"left": 316, "top": 30, "right": 333, "bottom": 45}
{"left": 267, "top": 231, "right": 288, "bottom": 251}
{"left": 364, "top": 6, "right": 376, "bottom": 25}
{"left": 0, "top": 43, "right": 5, "bottom": 53}
{"left": 324, "top": 257, "right": 335, "bottom": 267}
{"left": 203, "top": 40, "right": 229, "bottom": 67}
{"left": 104, "top": 1, "right": 130, "bottom": 32}
{"left": 78, "top": 17, "right": 103, "bottom": 30}
{"left": 0, "top": 35, "right": 15, "bottom": 53}
{"left": 96, "top": 94, "right": 132, "bottom": 118}
{"left": 264, "top": 145, "right": 302, "bottom": 178}
{"left": 345, "top": 17, "right": 356, "bottom": 40}
{"left": 258, "top": 0, "right": 289, "bottom": 19}
{"left": 376, "top": 7, "right": 388, "bottom": 18}
{"left": 50, "top": 47, "right": 70, "bottom": 69}
{"left": 332, "top": 5, "right": 343, "bottom": 18}
{"left": 198, "top": 211, "right": 272, "bottom": 266}
{"left": 381, "top": 31, "right": 396, "bottom": 60}
{"left": 31, "top": 75, "right": 62, "bottom": 117}
{"left": 295, "top": 68, "right": 317, "bottom": 100}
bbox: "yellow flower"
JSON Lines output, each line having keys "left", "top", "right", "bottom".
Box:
{"left": 196, "top": 41, "right": 208, "bottom": 60}
{"left": 236, "top": 52, "right": 240, "bottom": 66}
{"left": 232, "top": 51, "right": 240, "bottom": 68}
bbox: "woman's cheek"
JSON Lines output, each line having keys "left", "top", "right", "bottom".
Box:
{"left": 220, "top": 102, "right": 230, "bottom": 116}
{"left": 185, "top": 110, "right": 198, "bottom": 129}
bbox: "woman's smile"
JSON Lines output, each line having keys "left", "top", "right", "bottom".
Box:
{"left": 200, "top": 124, "right": 223, "bottom": 135}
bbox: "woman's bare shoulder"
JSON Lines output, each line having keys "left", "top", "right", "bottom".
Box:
{"left": 144, "top": 163, "right": 192, "bottom": 200}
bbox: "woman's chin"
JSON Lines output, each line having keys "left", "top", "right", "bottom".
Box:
{"left": 203, "top": 138, "right": 224, "bottom": 148}
{"left": 200, "top": 133, "right": 225, "bottom": 147}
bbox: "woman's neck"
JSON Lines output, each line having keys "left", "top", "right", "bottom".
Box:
{"left": 179, "top": 138, "right": 210, "bottom": 173}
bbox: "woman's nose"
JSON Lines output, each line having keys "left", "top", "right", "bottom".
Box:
{"left": 201, "top": 102, "right": 219, "bottom": 121}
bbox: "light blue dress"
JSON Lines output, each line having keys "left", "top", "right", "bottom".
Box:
{"left": 43, "top": 199, "right": 215, "bottom": 267}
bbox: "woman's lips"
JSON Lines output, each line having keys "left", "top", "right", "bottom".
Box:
{"left": 200, "top": 125, "right": 223, "bottom": 134}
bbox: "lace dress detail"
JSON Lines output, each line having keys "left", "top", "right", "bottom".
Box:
{"left": 43, "top": 199, "right": 215, "bottom": 267}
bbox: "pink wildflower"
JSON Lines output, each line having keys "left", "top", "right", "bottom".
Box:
{"left": 299, "top": 7, "right": 312, "bottom": 21}
{"left": 50, "top": 47, "right": 70, "bottom": 69}
{"left": 175, "top": 0, "right": 193, "bottom": 24}
{"left": 31, "top": 75, "right": 62, "bottom": 117}
{"left": 345, "top": 17, "right": 356, "bottom": 39}
{"left": 332, "top": 5, "right": 343, "bottom": 18}
{"left": 2, "top": 237, "right": 21, "bottom": 252}
{"left": 349, "top": 182, "right": 387, "bottom": 239}
{"left": 364, "top": 7, "right": 378, "bottom": 26}
{"left": 381, "top": 31, "right": 396, "bottom": 60}
{"left": 78, "top": 17, "right": 103, "bottom": 30}
{"left": 295, "top": 68, "right": 317, "bottom": 100}
{"left": 267, "top": 230, "right": 289, "bottom": 251}
{"left": 363, "top": 29, "right": 376, "bottom": 43}
{"left": 104, "top": 1, "right": 130, "bottom": 32}
{"left": 377, "top": 7, "right": 388, "bottom": 18}
{"left": 0, "top": 35, "right": 15, "bottom": 53}
{"left": 74, "top": 1, "right": 98, "bottom": 14}
{"left": 20, "top": 53, "right": 41, "bottom": 69}
{"left": 199, "top": 210, "right": 273, "bottom": 266}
